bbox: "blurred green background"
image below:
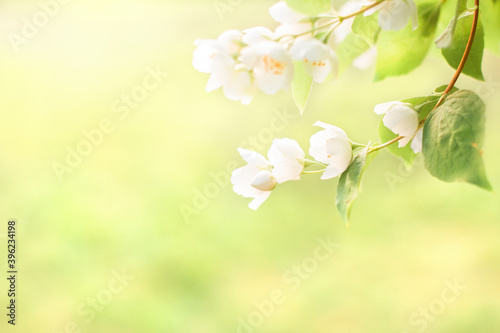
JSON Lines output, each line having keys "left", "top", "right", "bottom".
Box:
{"left": 1, "top": 0, "right": 499, "bottom": 332}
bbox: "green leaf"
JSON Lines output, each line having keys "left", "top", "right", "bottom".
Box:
{"left": 434, "top": 84, "right": 459, "bottom": 94}
{"left": 336, "top": 33, "right": 370, "bottom": 71}
{"left": 351, "top": 14, "right": 381, "bottom": 46}
{"left": 441, "top": 13, "right": 484, "bottom": 81}
{"left": 435, "top": 0, "right": 468, "bottom": 48}
{"left": 336, "top": 146, "right": 371, "bottom": 223}
{"left": 375, "top": 2, "right": 441, "bottom": 81}
{"left": 291, "top": 61, "right": 313, "bottom": 114}
{"left": 284, "top": 0, "right": 331, "bottom": 16}
{"left": 377, "top": 119, "right": 417, "bottom": 166}
{"left": 423, "top": 90, "right": 491, "bottom": 190}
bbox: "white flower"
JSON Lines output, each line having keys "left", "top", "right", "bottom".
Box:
{"left": 231, "top": 148, "right": 275, "bottom": 210}
{"left": 232, "top": 139, "right": 305, "bottom": 210}
{"left": 269, "top": 1, "right": 308, "bottom": 25}
{"left": 374, "top": 101, "right": 422, "bottom": 153}
{"left": 250, "top": 170, "right": 277, "bottom": 191}
{"left": 204, "top": 53, "right": 255, "bottom": 105}
{"left": 194, "top": 30, "right": 256, "bottom": 104}
{"left": 221, "top": 69, "right": 256, "bottom": 105}
{"left": 290, "top": 39, "right": 338, "bottom": 83}
{"left": 268, "top": 138, "right": 305, "bottom": 183}
{"left": 364, "top": 0, "right": 418, "bottom": 31}
{"left": 309, "top": 121, "right": 353, "bottom": 180}
{"left": 270, "top": 1, "right": 314, "bottom": 44}
{"left": 193, "top": 30, "right": 242, "bottom": 73}
{"left": 217, "top": 29, "right": 243, "bottom": 55}
{"left": 241, "top": 41, "right": 293, "bottom": 95}
{"left": 193, "top": 39, "right": 225, "bottom": 74}
{"left": 411, "top": 127, "right": 423, "bottom": 153}
{"left": 242, "top": 27, "right": 275, "bottom": 45}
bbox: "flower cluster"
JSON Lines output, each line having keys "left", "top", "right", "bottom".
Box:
{"left": 232, "top": 122, "right": 353, "bottom": 209}
{"left": 193, "top": 0, "right": 417, "bottom": 104}
{"left": 232, "top": 104, "right": 423, "bottom": 209}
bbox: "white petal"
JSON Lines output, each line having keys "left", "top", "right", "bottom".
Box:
{"left": 250, "top": 170, "right": 277, "bottom": 191}
{"left": 275, "top": 23, "right": 313, "bottom": 40}
{"left": 249, "top": 191, "right": 272, "bottom": 210}
{"left": 291, "top": 39, "right": 338, "bottom": 83}
{"left": 269, "top": 1, "right": 308, "bottom": 24}
{"left": 321, "top": 164, "right": 345, "bottom": 180}
{"left": 398, "top": 135, "right": 412, "bottom": 147}
{"left": 272, "top": 160, "right": 304, "bottom": 183}
{"left": 383, "top": 105, "right": 418, "bottom": 136}
{"left": 268, "top": 138, "right": 305, "bottom": 164}
{"left": 313, "top": 121, "right": 348, "bottom": 138}
{"left": 240, "top": 46, "right": 259, "bottom": 70}
{"left": 218, "top": 29, "right": 242, "bottom": 55}
{"left": 322, "top": 137, "right": 352, "bottom": 179}
{"left": 410, "top": 127, "right": 423, "bottom": 153}
{"left": 193, "top": 40, "right": 224, "bottom": 73}
{"left": 242, "top": 27, "right": 274, "bottom": 45}
{"left": 374, "top": 101, "right": 405, "bottom": 115}
{"left": 232, "top": 149, "right": 272, "bottom": 200}
{"left": 309, "top": 130, "right": 334, "bottom": 164}
{"left": 210, "top": 53, "right": 235, "bottom": 85}
{"left": 205, "top": 73, "right": 223, "bottom": 92}
{"left": 268, "top": 138, "right": 305, "bottom": 183}
{"left": 222, "top": 70, "right": 254, "bottom": 103}
{"left": 309, "top": 123, "right": 351, "bottom": 167}
{"left": 290, "top": 39, "right": 329, "bottom": 61}
{"left": 406, "top": 0, "right": 419, "bottom": 30}
{"left": 231, "top": 163, "right": 262, "bottom": 198}
{"left": 378, "top": 0, "right": 412, "bottom": 31}
{"left": 253, "top": 42, "right": 293, "bottom": 94}
{"left": 237, "top": 148, "right": 271, "bottom": 169}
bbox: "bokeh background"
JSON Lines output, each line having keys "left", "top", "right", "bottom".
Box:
{"left": 1, "top": 0, "right": 499, "bottom": 332}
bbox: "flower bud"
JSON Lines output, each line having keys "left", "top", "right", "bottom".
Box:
{"left": 250, "top": 170, "right": 277, "bottom": 191}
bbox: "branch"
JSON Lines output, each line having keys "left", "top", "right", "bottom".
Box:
{"left": 371, "top": 0, "right": 481, "bottom": 153}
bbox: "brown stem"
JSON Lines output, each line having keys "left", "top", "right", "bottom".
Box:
{"left": 421, "top": 0, "right": 480, "bottom": 123}
{"left": 370, "top": 0, "right": 480, "bottom": 153}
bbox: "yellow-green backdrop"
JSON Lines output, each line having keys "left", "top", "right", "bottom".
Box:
{"left": 1, "top": 0, "right": 499, "bottom": 332}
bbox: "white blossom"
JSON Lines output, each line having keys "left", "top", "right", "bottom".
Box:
{"left": 309, "top": 121, "right": 353, "bottom": 180}
{"left": 192, "top": 39, "right": 226, "bottom": 74}
{"left": 232, "top": 139, "right": 305, "bottom": 209}
{"left": 269, "top": 1, "right": 314, "bottom": 44}
{"left": 364, "top": 0, "right": 418, "bottom": 31}
{"left": 194, "top": 30, "right": 256, "bottom": 104}
{"left": 290, "top": 39, "right": 338, "bottom": 83}
{"left": 231, "top": 148, "right": 275, "bottom": 210}
{"left": 268, "top": 138, "right": 305, "bottom": 183}
{"left": 375, "top": 101, "right": 422, "bottom": 153}
{"left": 242, "top": 27, "right": 275, "bottom": 45}
{"left": 242, "top": 41, "right": 294, "bottom": 95}
{"left": 269, "top": 1, "right": 308, "bottom": 25}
